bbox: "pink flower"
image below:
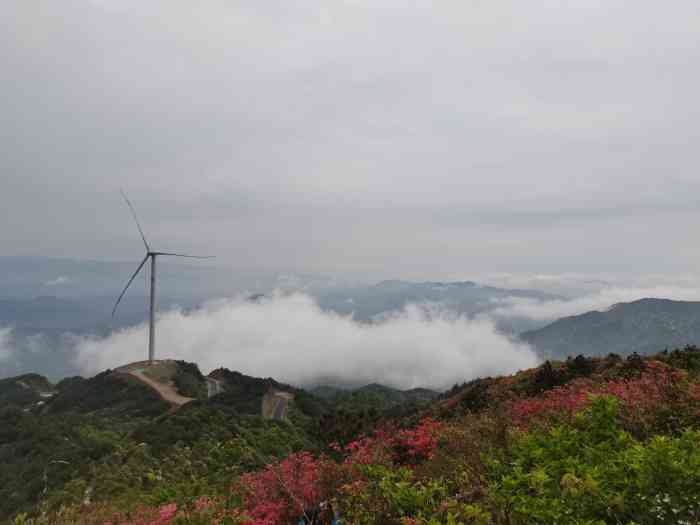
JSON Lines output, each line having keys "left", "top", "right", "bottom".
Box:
{"left": 157, "top": 503, "right": 177, "bottom": 523}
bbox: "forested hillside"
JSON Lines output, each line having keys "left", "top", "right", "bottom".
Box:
{"left": 3, "top": 347, "right": 700, "bottom": 524}
{"left": 0, "top": 361, "right": 433, "bottom": 523}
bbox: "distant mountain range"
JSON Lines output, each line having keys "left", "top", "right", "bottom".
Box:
{"left": 521, "top": 298, "right": 700, "bottom": 359}
{"left": 0, "top": 257, "right": 558, "bottom": 329}
{"left": 0, "top": 263, "right": 560, "bottom": 379}
{"left": 316, "top": 279, "right": 557, "bottom": 328}
{"left": 5, "top": 256, "right": 700, "bottom": 382}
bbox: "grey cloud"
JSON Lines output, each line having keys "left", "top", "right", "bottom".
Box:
{"left": 1, "top": 1, "right": 700, "bottom": 278}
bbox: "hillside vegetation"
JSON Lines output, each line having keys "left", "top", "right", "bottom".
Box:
{"left": 3, "top": 346, "right": 700, "bottom": 524}
{"left": 0, "top": 362, "right": 428, "bottom": 523}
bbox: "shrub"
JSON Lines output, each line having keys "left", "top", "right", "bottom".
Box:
{"left": 492, "top": 396, "right": 700, "bottom": 525}
{"left": 510, "top": 360, "right": 699, "bottom": 436}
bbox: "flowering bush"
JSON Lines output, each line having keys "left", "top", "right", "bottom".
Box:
{"left": 342, "top": 418, "right": 444, "bottom": 467}
{"left": 394, "top": 418, "right": 443, "bottom": 464}
{"left": 234, "top": 451, "right": 343, "bottom": 525}
{"left": 509, "top": 360, "right": 697, "bottom": 435}
{"left": 227, "top": 418, "right": 444, "bottom": 525}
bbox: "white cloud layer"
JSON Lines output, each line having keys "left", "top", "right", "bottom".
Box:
{"left": 73, "top": 293, "right": 537, "bottom": 390}
{"left": 491, "top": 286, "right": 700, "bottom": 323}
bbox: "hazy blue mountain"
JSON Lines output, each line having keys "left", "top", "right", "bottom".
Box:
{"left": 521, "top": 298, "right": 700, "bottom": 359}
{"left": 1, "top": 257, "right": 556, "bottom": 328}
{"left": 316, "top": 279, "right": 558, "bottom": 329}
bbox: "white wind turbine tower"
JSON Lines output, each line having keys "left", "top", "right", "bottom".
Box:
{"left": 113, "top": 191, "right": 213, "bottom": 365}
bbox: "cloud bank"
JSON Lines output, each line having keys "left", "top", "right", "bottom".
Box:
{"left": 4, "top": 2, "right": 700, "bottom": 277}
{"left": 492, "top": 286, "right": 700, "bottom": 324}
{"left": 73, "top": 293, "right": 537, "bottom": 390}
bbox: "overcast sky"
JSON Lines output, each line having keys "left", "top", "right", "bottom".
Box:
{"left": 3, "top": 1, "right": 700, "bottom": 280}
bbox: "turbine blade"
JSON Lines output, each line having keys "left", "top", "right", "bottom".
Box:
{"left": 112, "top": 255, "right": 150, "bottom": 317}
{"left": 120, "top": 190, "right": 150, "bottom": 252}
{"left": 155, "top": 252, "right": 215, "bottom": 259}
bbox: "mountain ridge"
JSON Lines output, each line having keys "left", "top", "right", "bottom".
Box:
{"left": 521, "top": 297, "right": 700, "bottom": 359}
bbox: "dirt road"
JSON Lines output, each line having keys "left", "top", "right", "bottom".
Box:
{"left": 128, "top": 370, "right": 194, "bottom": 407}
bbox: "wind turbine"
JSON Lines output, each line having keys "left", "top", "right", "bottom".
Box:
{"left": 113, "top": 191, "right": 213, "bottom": 365}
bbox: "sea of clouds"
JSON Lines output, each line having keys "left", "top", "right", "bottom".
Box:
{"left": 73, "top": 293, "right": 537, "bottom": 390}
{"left": 6, "top": 273, "right": 700, "bottom": 389}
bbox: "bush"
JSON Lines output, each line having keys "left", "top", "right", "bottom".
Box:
{"left": 491, "top": 396, "right": 700, "bottom": 524}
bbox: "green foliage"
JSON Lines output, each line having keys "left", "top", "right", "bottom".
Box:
{"left": 28, "top": 411, "right": 317, "bottom": 520}
{"left": 209, "top": 369, "right": 294, "bottom": 415}
{"left": 662, "top": 345, "right": 700, "bottom": 374}
{"left": 330, "top": 384, "right": 437, "bottom": 413}
{"left": 0, "top": 377, "right": 321, "bottom": 521}
{"left": 565, "top": 354, "right": 595, "bottom": 378}
{"left": 340, "top": 465, "right": 435, "bottom": 523}
{"left": 0, "top": 408, "right": 127, "bottom": 520}
{"left": 456, "top": 378, "right": 495, "bottom": 413}
{"left": 0, "top": 374, "right": 52, "bottom": 409}
{"left": 491, "top": 396, "right": 700, "bottom": 524}
{"left": 47, "top": 370, "right": 170, "bottom": 417}
{"left": 54, "top": 376, "right": 85, "bottom": 392}
{"left": 315, "top": 385, "right": 432, "bottom": 445}
{"left": 173, "top": 361, "right": 207, "bottom": 399}
{"left": 339, "top": 465, "right": 491, "bottom": 525}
